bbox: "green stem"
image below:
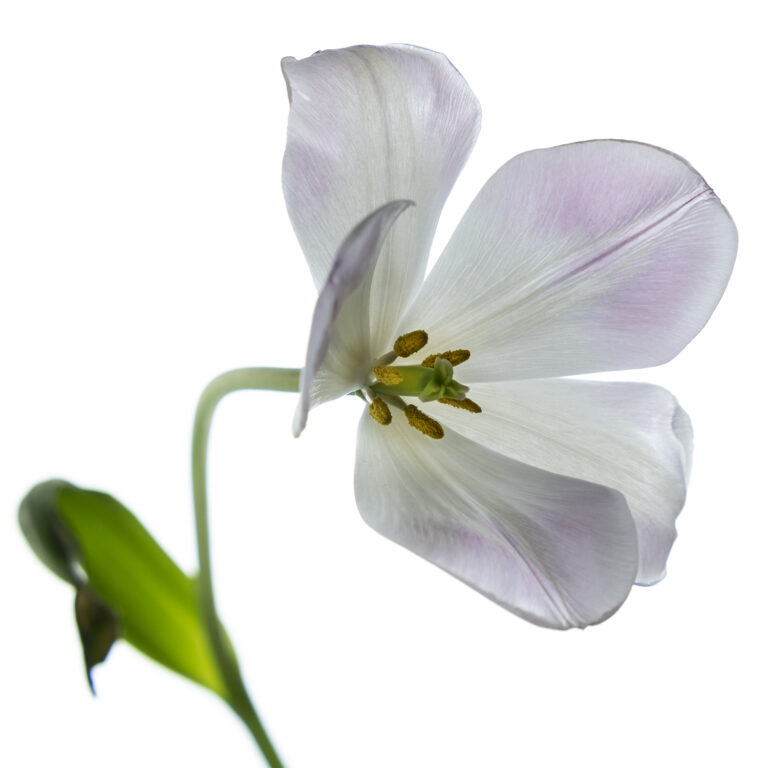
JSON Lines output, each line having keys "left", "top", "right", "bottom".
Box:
{"left": 192, "top": 367, "right": 300, "bottom": 767}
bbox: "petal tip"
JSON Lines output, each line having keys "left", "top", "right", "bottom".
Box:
{"left": 280, "top": 57, "right": 297, "bottom": 102}
{"left": 291, "top": 409, "right": 306, "bottom": 438}
{"left": 292, "top": 380, "right": 308, "bottom": 438}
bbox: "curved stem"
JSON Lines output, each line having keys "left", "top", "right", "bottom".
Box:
{"left": 192, "top": 367, "right": 300, "bottom": 767}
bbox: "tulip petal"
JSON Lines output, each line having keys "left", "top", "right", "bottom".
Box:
{"left": 282, "top": 45, "right": 481, "bottom": 355}
{"left": 401, "top": 140, "right": 737, "bottom": 380}
{"left": 427, "top": 379, "right": 692, "bottom": 584}
{"left": 294, "top": 201, "right": 412, "bottom": 437}
{"left": 355, "top": 412, "right": 638, "bottom": 629}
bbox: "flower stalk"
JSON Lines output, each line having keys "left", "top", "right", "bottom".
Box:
{"left": 192, "top": 367, "right": 300, "bottom": 767}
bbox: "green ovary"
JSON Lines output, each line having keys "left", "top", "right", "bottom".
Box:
{"left": 370, "top": 358, "right": 469, "bottom": 403}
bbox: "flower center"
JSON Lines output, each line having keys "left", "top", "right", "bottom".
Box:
{"left": 364, "top": 330, "right": 481, "bottom": 438}
{"left": 372, "top": 359, "right": 469, "bottom": 401}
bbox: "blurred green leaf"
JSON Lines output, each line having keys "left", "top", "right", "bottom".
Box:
{"left": 19, "top": 480, "right": 226, "bottom": 698}
{"left": 19, "top": 480, "right": 82, "bottom": 586}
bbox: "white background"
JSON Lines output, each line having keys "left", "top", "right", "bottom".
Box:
{"left": 1, "top": 1, "right": 765, "bottom": 766}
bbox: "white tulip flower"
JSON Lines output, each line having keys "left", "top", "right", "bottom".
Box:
{"left": 284, "top": 45, "right": 736, "bottom": 629}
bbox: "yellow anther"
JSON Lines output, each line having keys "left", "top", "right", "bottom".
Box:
{"left": 368, "top": 397, "right": 392, "bottom": 426}
{"left": 421, "top": 349, "right": 470, "bottom": 368}
{"left": 404, "top": 404, "right": 444, "bottom": 439}
{"left": 438, "top": 397, "right": 482, "bottom": 414}
{"left": 373, "top": 366, "right": 404, "bottom": 385}
{"left": 393, "top": 330, "right": 429, "bottom": 358}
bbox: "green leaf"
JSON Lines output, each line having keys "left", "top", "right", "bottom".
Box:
{"left": 19, "top": 480, "right": 82, "bottom": 586}
{"left": 19, "top": 480, "right": 226, "bottom": 698}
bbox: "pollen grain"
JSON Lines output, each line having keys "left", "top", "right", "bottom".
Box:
{"left": 438, "top": 397, "right": 482, "bottom": 413}
{"left": 421, "top": 349, "right": 470, "bottom": 368}
{"left": 393, "top": 330, "right": 428, "bottom": 358}
{"left": 404, "top": 404, "right": 444, "bottom": 439}
{"left": 373, "top": 365, "right": 404, "bottom": 385}
{"left": 368, "top": 397, "right": 392, "bottom": 426}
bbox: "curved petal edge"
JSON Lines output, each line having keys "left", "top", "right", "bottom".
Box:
{"left": 355, "top": 412, "right": 639, "bottom": 629}
{"left": 427, "top": 379, "right": 694, "bottom": 585}
{"left": 293, "top": 200, "right": 413, "bottom": 437}
{"left": 403, "top": 140, "right": 737, "bottom": 381}
{"left": 282, "top": 44, "right": 481, "bottom": 355}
